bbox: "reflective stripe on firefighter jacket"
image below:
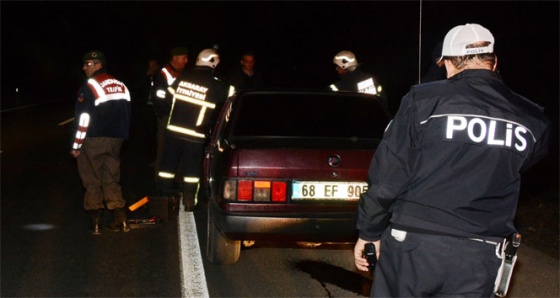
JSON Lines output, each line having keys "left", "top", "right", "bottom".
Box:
{"left": 165, "top": 66, "right": 229, "bottom": 142}
{"left": 330, "top": 79, "right": 379, "bottom": 94}
{"left": 72, "top": 70, "right": 131, "bottom": 150}
{"left": 227, "top": 85, "right": 237, "bottom": 97}
{"left": 330, "top": 67, "right": 383, "bottom": 95}
{"left": 158, "top": 172, "right": 200, "bottom": 184}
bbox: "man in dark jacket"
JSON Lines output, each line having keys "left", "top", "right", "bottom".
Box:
{"left": 225, "top": 51, "right": 263, "bottom": 92}
{"left": 70, "top": 50, "right": 132, "bottom": 234}
{"left": 156, "top": 48, "right": 231, "bottom": 211}
{"left": 354, "top": 24, "right": 550, "bottom": 297}
{"left": 151, "top": 46, "right": 189, "bottom": 180}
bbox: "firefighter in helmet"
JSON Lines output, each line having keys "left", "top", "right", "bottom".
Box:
{"left": 155, "top": 48, "right": 233, "bottom": 211}
{"left": 330, "top": 50, "right": 387, "bottom": 106}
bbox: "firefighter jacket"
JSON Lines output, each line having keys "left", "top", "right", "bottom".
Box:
{"left": 152, "top": 64, "right": 181, "bottom": 117}
{"left": 72, "top": 69, "right": 131, "bottom": 150}
{"left": 165, "top": 66, "right": 230, "bottom": 143}
{"left": 356, "top": 69, "right": 550, "bottom": 242}
{"left": 330, "top": 67, "right": 387, "bottom": 105}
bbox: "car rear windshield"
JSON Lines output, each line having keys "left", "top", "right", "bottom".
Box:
{"left": 230, "top": 92, "right": 391, "bottom": 140}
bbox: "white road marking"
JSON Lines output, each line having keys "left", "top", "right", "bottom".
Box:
{"left": 58, "top": 117, "right": 75, "bottom": 126}
{"left": 178, "top": 211, "right": 209, "bottom": 298}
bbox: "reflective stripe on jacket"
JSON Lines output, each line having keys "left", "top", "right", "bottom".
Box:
{"left": 166, "top": 67, "right": 229, "bottom": 142}
{"left": 72, "top": 69, "right": 131, "bottom": 149}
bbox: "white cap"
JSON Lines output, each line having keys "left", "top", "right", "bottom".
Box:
{"left": 438, "top": 23, "right": 494, "bottom": 63}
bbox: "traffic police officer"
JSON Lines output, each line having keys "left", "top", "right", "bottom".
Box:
{"left": 354, "top": 24, "right": 550, "bottom": 297}
{"left": 156, "top": 48, "right": 232, "bottom": 211}
{"left": 329, "top": 50, "right": 387, "bottom": 106}
{"left": 71, "top": 50, "right": 132, "bottom": 234}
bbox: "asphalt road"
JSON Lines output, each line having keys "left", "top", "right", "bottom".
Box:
{"left": 1, "top": 100, "right": 558, "bottom": 297}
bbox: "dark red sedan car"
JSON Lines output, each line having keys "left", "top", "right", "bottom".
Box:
{"left": 203, "top": 90, "right": 392, "bottom": 264}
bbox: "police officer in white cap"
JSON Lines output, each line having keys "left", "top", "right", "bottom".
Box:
{"left": 354, "top": 23, "right": 550, "bottom": 297}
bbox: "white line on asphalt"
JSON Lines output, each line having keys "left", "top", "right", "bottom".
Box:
{"left": 1, "top": 98, "right": 71, "bottom": 113}
{"left": 178, "top": 211, "right": 209, "bottom": 298}
{"left": 58, "top": 117, "right": 75, "bottom": 126}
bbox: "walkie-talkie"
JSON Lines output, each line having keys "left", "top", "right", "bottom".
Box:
{"left": 362, "top": 242, "right": 377, "bottom": 275}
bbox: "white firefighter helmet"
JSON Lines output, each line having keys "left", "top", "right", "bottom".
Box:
{"left": 196, "top": 49, "right": 220, "bottom": 68}
{"left": 333, "top": 50, "right": 358, "bottom": 70}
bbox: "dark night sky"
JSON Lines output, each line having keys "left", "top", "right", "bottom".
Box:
{"left": 1, "top": 0, "right": 558, "bottom": 124}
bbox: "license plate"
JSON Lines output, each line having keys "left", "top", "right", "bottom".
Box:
{"left": 292, "top": 181, "right": 368, "bottom": 200}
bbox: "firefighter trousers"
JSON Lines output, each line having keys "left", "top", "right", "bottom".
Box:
{"left": 157, "top": 136, "right": 204, "bottom": 194}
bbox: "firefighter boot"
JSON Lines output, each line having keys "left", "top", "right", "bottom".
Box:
{"left": 89, "top": 209, "right": 102, "bottom": 235}
{"left": 183, "top": 183, "right": 198, "bottom": 212}
{"left": 106, "top": 208, "right": 130, "bottom": 233}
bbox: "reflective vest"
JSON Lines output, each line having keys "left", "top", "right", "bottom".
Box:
{"left": 87, "top": 73, "right": 131, "bottom": 106}
{"left": 72, "top": 73, "right": 131, "bottom": 150}
{"left": 156, "top": 65, "right": 180, "bottom": 99}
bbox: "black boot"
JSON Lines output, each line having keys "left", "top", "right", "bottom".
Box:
{"left": 106, "top": 208, "right": 130, "bottom": 233}
{"left": 118, "top": 208, "right": 131, "bottom": 232}
{"left": 88, "top": 209, "right": 102, "bottom": 235}
{"left": 105, "top": 209, "right": 120, "bottom": 233}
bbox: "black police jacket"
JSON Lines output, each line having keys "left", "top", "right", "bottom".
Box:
{"left": 356, "top": 69, "right": 550, "bottom": 241}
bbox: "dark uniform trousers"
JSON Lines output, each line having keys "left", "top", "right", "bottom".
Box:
{"left": 154, "top": 114, "right": 170, "bottom": 180}
{"left": 158, "top": 135, "right": 204, "bottom": 196}
{"left": 372, "top": 228, "right": 502, "bottom": 297}
{"left": 77, "top": 137, "right": 126, "bottom": 211}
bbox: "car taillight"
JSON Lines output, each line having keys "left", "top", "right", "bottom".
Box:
{"left": 223, "top": 180, "right": 237, "bottom": 200}
{"left": 222, "top": 179, "right": 287, "bottom": 202}
{"left": 237, "top": 180, "right": 253, "bottom": 201}
{"left": 271, "top": 181, "right": 287, "bottom": 202}
{"left": 254, "top": 181, "right": 271, "bottom": 201}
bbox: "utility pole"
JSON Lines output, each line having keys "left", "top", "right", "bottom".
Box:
{"left": 418, "top": 0, "right": 423, "bottom": 84}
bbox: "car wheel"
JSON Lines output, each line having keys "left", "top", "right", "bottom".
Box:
{"left": 207, "top": 206, "right": 240, "bottom": 264}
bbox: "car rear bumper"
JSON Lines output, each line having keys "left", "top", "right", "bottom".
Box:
{"left": 210, "top": 203, "right": 358, "bottom": 242}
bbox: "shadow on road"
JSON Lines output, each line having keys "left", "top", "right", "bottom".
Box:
{"left": 293, "top": 260, "right": 372, "bottom": 297}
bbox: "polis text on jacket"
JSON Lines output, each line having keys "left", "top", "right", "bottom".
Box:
{"left": 446, "top": 115, "right": 529, "bottom": 152}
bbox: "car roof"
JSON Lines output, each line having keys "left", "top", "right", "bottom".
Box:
{"left": 218, "top": 89, "right": 392, "bottom": 144}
